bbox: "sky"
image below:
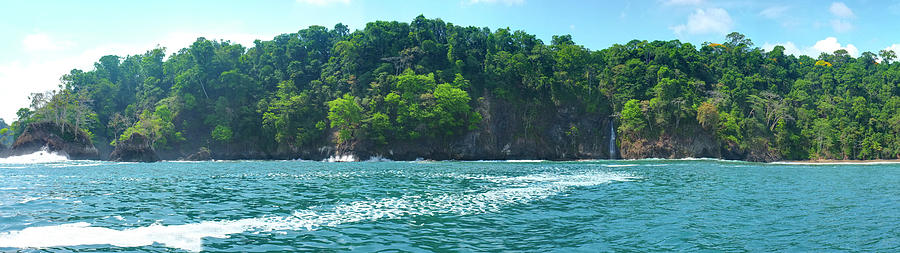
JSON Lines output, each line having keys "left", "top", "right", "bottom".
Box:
{"left": 2, "top": 0, "right": 900, "bottom": 122}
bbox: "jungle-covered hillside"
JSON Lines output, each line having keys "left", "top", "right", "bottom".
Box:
{"left": 5, "top": 15, "right": 900, "bottom": 161}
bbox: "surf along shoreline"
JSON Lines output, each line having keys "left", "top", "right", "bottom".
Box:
{"left": 5, "top": 147, "right": 900, "bottom": 164}
{"left": 773, "top": 159, "right": 900, "bottom": 165}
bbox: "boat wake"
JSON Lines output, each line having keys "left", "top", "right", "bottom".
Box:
{"left": 0, "top": 170, "right": 637, "bottom": 252}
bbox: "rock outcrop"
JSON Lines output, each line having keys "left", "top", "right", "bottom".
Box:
{"left": 182, "top": 147, "right": 212, "bottom": 161}
{"left": 8, "top": 121, "right": 99, "bottom": 160}
{"left": 109, "top": 133, "right": 160, "bottom": 162}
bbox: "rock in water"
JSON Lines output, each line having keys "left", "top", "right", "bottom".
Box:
{"left": 109, "top": 133, "right": 160, "bottom": 162}
{"left": 9, "top": 121, "right": 100, "bottom": 160}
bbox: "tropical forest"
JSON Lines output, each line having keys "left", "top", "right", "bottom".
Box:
{"left": 4, "top": 15, "right": 900, "bottom": 162}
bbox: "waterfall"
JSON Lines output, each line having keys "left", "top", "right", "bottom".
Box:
{"left": 609, "top": 119, "right": 617, "bottom": 159}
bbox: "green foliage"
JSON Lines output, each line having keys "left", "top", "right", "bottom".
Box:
{"left": 9, "top": 17, "right": 900, "bottom": 161}
{"left": 696, "top": 101, "right": 719, "bottom": 130}
{"left": 211, "top": 125, "right": 233, "bottom": 142}
{"left": 0, "top": 128, "right": 10, "bottom": 148}
{"left": 327, "top": 94, "right": 363, "bottom": 144}
{"left": 620, "top": 99, "right": 646, "bottom": 134}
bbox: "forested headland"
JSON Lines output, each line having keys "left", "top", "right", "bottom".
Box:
{"left": 3, "top": 15, "right": 900, "bottom": 162}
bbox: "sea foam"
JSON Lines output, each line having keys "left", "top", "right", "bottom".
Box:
{"left": 0, "top": 147, "right": 68, "bottom": 164}
{"left": 323, "top": 154, "right": 357, "bottom": 162}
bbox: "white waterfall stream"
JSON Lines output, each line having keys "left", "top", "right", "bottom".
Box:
{"left": 609, "top": 119, "right": 617, "bottom": 159}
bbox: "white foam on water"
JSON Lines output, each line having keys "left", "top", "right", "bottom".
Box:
{"left": 45, "top": 162, "right": 107, "bottom": 168}
{"left": 0, "top": 170, "right": 638, "bottom": 252}
{"left": 18, "top": 196, "right": 67, "bottom": 204}
{"left": 472, "top": 160, "right": 546, "bottom": 163}
{"left": 17, "top": 197, "right": 40, "bottom": 204}
{"left": 604, "top": 164, "right": 638, "bottom": 167}
{"left": 771, "top": 161, "right": 900, "bottom": 165}
{"left": 0, "top": 147, "right": 68, "bottom": 164}
{"left": 364, "top": 155, "right": 393, "bottom": 162}
{"left": 323, "top": 154, "right": 357, "bottom": 162}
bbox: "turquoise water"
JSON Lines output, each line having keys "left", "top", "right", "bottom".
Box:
{"left": 0, "top": 158, "right": 897, "bottom": 252}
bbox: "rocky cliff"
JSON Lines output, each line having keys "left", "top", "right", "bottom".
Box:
{"left": 617, "top": 125, "right": 720, "bottom": 160}
{"left": 334, "top": 95, "right": 616, "bottom": 161}
{"left": 109, "top": 133, "right": 160, "bottom": 162}
{"left": 6, "top": 121, "right": 99, "bottom": 160}
{"left": 76, "top": 97, "right": 759, "bottom": 162}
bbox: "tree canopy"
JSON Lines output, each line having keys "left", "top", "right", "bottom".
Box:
{"left": 11, "top": 15, "right": 900, "bottom": 160}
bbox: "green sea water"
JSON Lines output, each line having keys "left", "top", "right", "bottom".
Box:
{"left": 0, "top": 156, "right": 897, "bottom": 252}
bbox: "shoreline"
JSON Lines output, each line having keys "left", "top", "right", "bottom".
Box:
{"left": 4, "top": 149, "right": 900, "bottom": 164}
{"left": 772, "top": 159, "right": 900, "bottom": 165}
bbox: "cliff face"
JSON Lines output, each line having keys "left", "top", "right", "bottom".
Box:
{"left": 618, "top": 125, "right": 720, "bottom": 160}
{"left": 324, "top": 95, "right": 778, "bottom": 162}
{"left": 454, "top": 96, "right": 613, "bottom": 160}
{"left": 89, "top": 97, "right": 766, "bottom": 162}
{"left": 616, "top": 122, "right": 781, "bottom": 162}
{"left": 7, "top": 121, "right": 99, "bottom": 160}
{"left": 341, "top": 95, "right": 616, "bottom": 161}
{"left": 109, "top": 133, "right": 160, "bottom": 162}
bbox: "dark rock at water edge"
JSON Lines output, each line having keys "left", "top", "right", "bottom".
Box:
{"left": 109, "top": 133, "right": 160, "bottom": 162}
{"left": 5, "top": 121, "right": 99, "bottom": 160}
{"left": 181, "top": 148, "right": 212, "bottom": 161}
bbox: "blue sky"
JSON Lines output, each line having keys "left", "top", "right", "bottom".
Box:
{"left": 2, "top": 0, "right": 900, "bottom": 122}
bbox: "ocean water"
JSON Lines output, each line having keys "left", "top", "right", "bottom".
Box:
{"left": 0, "top": 156, "right": 897, "bottom": 252}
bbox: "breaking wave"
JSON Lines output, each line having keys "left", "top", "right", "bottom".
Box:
{"left": 0, "top": 147, "right": 68, "bottom": 164}
{"left": 323, "top": 154, "right": 357, "bottom": 162}
{"left": 0, "top": 170, "right": 637, "bottom": 252}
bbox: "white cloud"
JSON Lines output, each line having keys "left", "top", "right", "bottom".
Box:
{"left": 671, "top": 8, "right": 733, "bottom": 36}
{"left": 466, "top": 0, "right": 524, "bottom": 5}
{"left": 0, "top": 31, "right": 269, "bottom": 122}
{"left": 662, "top": 0, "right": 703, "bottom": 6}
{"left": 762, "top": 37, "right": 858, "bottom": 57}
{"left": 813, "top": 37, "right": 858, "bottom": 57}
{"left": 759, "top": 6, "right": 789, "bottom": 19}
{"left": 22, "top": 33, "right": 74, "bottom": 53}
{"left": 296, "top": 0, "right": 350, "bottom": 5}
{"left": 886, "top": 44, "right": 900, "bottom": 53}
{"left": 830, "top": 19, "right": 853, "bottom": 32}
{"left": 827, "top": 2, "right": 854, "bottom": 33}
{"left": 762, "top": 42, "right": 803, "bottom": 56}
{"left": 829, "top": 2, "right": 854, "bottom": 18}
